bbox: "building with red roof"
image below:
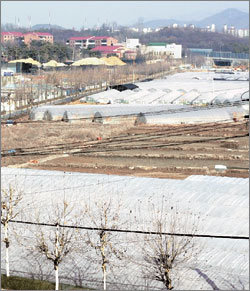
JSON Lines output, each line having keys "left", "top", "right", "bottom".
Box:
{"left": 67, "top": 36, "right": 95, "bottom": 48}
{"left": 91, "top": 45, "right": 125, "bottom": 58}
{"left": 66, "top": 36, "right": 118, "bottom": 49}
{"left": 1, "top": 31, "right": 53, "bottom": 45}
{"left": 23, "top": 32, "right": 53, "bottom": 45}
{"left": 92, "top": 36, "right": 118, "bottom": 47}
{"left": 1, "top": 31, "right": 24, "bottom": 43}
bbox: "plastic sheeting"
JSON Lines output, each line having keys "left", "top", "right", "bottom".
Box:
{"left": 1, "top": 167, "right": 249, "bottom": 290}
{"left": 138, "top": 104, "right": 249, "bottom": 125}
{"left": 30, "top": 102, "right": 248, "bottom": 125}
{"left": 29, "top": 104, "right": 188, "bottom": 123}
{"left": 79, "top": 72, "right": 248, "bottom": 106}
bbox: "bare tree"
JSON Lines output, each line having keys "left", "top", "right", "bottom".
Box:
{"left": 82, "top": 197, "right": 126, "bottom": 290}
{"left": 139, "top": 199, "right": 200, "bottom": 290}
{"left": 1, "top": 184, "right": 23, "bottom": 277}
{"left": 33, "top": 200, "right": 77, "bottom": 290}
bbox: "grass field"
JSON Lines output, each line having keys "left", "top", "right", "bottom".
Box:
{"left": 1, "top": 274, "right": 91, "bottom": 290}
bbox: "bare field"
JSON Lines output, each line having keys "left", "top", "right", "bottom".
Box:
{"left": 2, "top": 119, "right": 249, "bottom": 178}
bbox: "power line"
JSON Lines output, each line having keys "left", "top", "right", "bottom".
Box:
{"left": 9, "top": 219, "right": 249, "bottom": 240}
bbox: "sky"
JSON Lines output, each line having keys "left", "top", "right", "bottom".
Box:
{"left": 1, "top": 1, "right": 249, "bottom": 29}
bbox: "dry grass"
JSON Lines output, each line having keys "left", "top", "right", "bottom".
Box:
{"left": 1, "top": 122, "right": 134, "bottom": 151}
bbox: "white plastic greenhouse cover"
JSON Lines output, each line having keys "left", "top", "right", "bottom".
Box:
{"left": 1, "top": 167, "right": 249, "bottom": 290}
{"left": 78, "top": 72, "right": 248, "bottom": 106}
{"left": 29, "top": 104, "right": 188, "bottom": 122}
{"left": 136, "top": 104, "right": 249, "bottom": 125}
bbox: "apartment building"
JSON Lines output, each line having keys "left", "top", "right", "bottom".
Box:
{"left": 1, "top": 31, "right": 53, "bottom": 45}
{"left": 1, "top": 31, "right": 24, "bottom": 43}
{"left": 67, "top": 36, "right": 118, "bottom": 49}
{"left": 93, "top": 36, "right": 118, "bottom": 46}
{"left": 67, "top": 36, "right": 95, "bottom": 48}
{"left": 23, "top": 32, "right": 53, "bottom": 45}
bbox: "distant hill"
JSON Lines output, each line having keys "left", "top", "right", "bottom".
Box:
{"left": 31, "top": 24, "right": 66, "bottom": 30}
{"left": 196, "top": 8, "right": 249, "bottom": 29}
{"left": 138, "top": 27, "right": 249, "bottom": 54}
{"left": 142, "top": 19, "right": 185, "bottom": 28}
{"left": 143, "top": 8, "right": 249, "bottom": 30}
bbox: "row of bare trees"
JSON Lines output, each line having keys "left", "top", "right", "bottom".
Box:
{"left": 2, "top": 60, "right": 177, "bottom": 116}
{"left": 2, "top": 182, "right": 202, "bottom": 290}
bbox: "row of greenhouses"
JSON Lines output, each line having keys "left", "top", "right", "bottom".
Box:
{"left": 29, "top": 102, "right": 248, "bottom": 125}
{"left": 79, "top": 72, "right": 248, "bottom": 105}
{"left": 2, "top": 167, "right": 249, "bottom": 290}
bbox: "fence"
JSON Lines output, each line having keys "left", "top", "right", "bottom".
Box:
{"left": 1, "top": 68, "right": 177, "bottom": 120}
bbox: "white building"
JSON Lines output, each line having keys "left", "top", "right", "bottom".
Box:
{"left": 211, "top": 24, "right": 216, "bottom": 32}
{"left": 145, "top": 43, "right": 182, "bottom": 59}
{"left": 237, "top": 29, "right": 249, "bottom": 38}
{"left": 129, "top": 27, "right": 139, "bottom": 32}
{"left": 173, "top": 23, "right": 178, "bottom": 28}
{"left": 142, "top": 27, "right": 152, "bottom": 33}
{"left": 125, "top": 38, "right": 140, "bottom": 49}
{"left": 166, "top": 43, "right": 182, "bottom": 59}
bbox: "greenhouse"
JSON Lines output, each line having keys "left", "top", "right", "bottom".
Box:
{"left": 135, "top": 104, "right": 249, "bottom": 125}
{"left": 1, "top": 167, "right": 249, "bottom": 290}
{"left": 79, "top": 72, "right": 248, "bottom": 106}
{"left": 29, "top": 102, "right": 248, "bottom": 125}
{"left": 29, "top": 104, "right": 188, "bottom": 124}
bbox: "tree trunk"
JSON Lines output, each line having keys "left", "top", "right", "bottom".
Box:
{"left": 103, "top": 265, "right": 106, "bottom": 290}
{"left": 55, "top": 265, "right": 59, "bottom": 290}
{"left": 165, "top": 269, "right": 173, "bottom": 290}
{"left": 55, "top": 224, "right": 59, "bottom": 290}
{"left": 4, "top": 223, "right": 10, "bottom": 277}
{"left": 101, "top": 232, "right": 107, "bottom": 290}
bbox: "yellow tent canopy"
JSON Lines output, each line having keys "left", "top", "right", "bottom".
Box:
{"left": 100, "top": 57, "right": 114, "bottom": 66}
{"left": 101, "top": 56, "right": 126, "bottom": 66}
{"left": 9, "top": 59, "right": 26, "bottom": 63}
{"left": 9, "top": 58, "right": 41, "bottom": 67}
{"left": 57, "top": 62, "right": 67, "bottom": 67}
{"left": 43, "top": 60, "right": 67, "bottom": 67}
{"left": 71, "top": 57, "right": 106, "bottom": 66}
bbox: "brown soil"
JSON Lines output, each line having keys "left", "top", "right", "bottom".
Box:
{"left": 2, "top": 119, "right": 249, "bottom": 179}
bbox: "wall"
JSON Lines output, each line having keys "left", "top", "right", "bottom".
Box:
{"left": 166, "top": 44, "right": 182, "bottom": 59}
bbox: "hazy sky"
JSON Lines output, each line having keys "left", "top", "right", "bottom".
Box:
{"left": 1, "top": 1, "right": 249, "bottom": 29}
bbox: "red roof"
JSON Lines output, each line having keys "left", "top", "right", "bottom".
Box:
{"left": 92, "top": 36, "right": 114, "bottom": 40}
{"left": 24, "top": 32, "right": 53, "bottom": 36}
{"left": 91, "top": 46, "right": 123, "bottom": 52}
{"left": 69, "top": 36, "right": 93, "bottom": 41}
{"left": 36, "top": 32, "right": 53, "bottom": 36}
{"left": 1, "top": 31, "right": 23, "bottom": 37}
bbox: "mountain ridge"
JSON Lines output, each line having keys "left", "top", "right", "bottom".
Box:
{"left": 142, "top": 8, "right": 249, "bottom": 30}
{"left": 31, "top": 24, "right": 66, "bottom": 30}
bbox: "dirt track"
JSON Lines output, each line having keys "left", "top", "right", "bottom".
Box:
{"left": 2, "top": 118, "right": 249, "bottom": 179}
